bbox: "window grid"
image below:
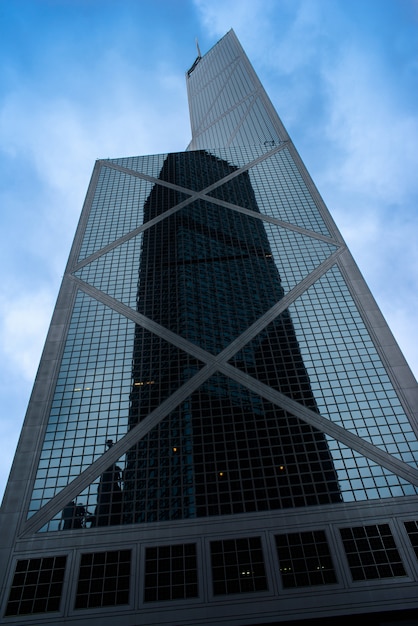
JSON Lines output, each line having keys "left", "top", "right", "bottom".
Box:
{"left": 32, "top": 145, "right": 418, "bottom": 533}
{"left": 263, "top": 223, "right": 337, "bottom": 293}
{"left": 325, "top": 438, "right": 417, "bottom": 502}
{"left": 340, "top": 524, "right": 406, "bottom": 581}
{"left": 275, "top": 530, "right": 337, "bottom": 588}
{"left": 5, "top": 556, "right": 67, "bottom": 616}
{"left": 78, "top": 167, "right": 153, "bottom": 260}
{"left": 210, "top": 537, "right": 268, "bottom": 595}
{"left": 110, "top": 153, "right": 167, "bottom": 177}
{"left": 75, "top": 234, "right": 143, "bottom": 309}
{"left": 29, "top": 293, "right": 134, "bottom": 519}
{"left": 247, "top": 149, "right": 331, "bottom": 235}
{"left": 144, "top": 543, "right": 198, "bottom": 602}
{"left": 137, "top": 191, "right": 284, "bottom": 355}
{"left": 189, "top": 57, "right": 282, "bottom": 148}
{"left": 32, "top": 292, "right": 202, "bottom": 530}
{"left": 404, "top": 520, "right": 418, "bottom": 559}
{"left": 289, "top": 266, "right": 418, "bottom": 465}
{"left": 75, "top": 550, "right": 131, "bottom": 609}
{"left": 211, "top": 144, "right": 273, "bottom": 169}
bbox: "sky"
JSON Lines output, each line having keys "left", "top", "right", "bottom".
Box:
{"left": 0, "top": 0, "right": 417, "bottom": 501}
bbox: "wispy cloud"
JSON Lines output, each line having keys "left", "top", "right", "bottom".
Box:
{"left": 193, "top": 0, "right": 276, "bottom": 41}
{"left": 0, "top": 289, "right": 55, "bottom": 382}
{"left": 194, "top": 0, "right": 327, "bottom": 72}
{"left": 322, "top": 46, "right": 418, "bottom": 204}
{"left": 0, "top": 285, "right": 56, "bottom": 495}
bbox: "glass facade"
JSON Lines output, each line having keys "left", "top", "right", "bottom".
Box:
{"left": 1, "top": 28, "right": 418, "bottom": 626}
{"left": 28, "top": 143, "right": 418, "bottom": 532}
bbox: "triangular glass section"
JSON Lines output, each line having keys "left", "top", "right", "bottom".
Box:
{"left": 39, "top": 373, "right": 418, "bottom": 532}
{"left": 189, "top": 52, "right": 282, "bottom": 149}
{"left": 192, "top": 37, "right": 239, "bottom": 92}
{"left": 226, "top": 95, "right": 281, "bottom": 148}
{"left": 201, "top": 91, "right": 253, "bottom": 133}
{"left": 108, "top": 153, "right": 167, "bottom": 178}
{"left": 189, "top": 60, "right": 241, "bottom": 129}
{"left": 230, "top": 304, "right": 324, "bottom": 401}
{"left": 241, "top": 147, "right": 333, "bottom": 236}
{"left": 154, "top": 150, "right": 246, "bottom": 193}
{"left": 39, "top": 453, "right": 127, "bottom": 532}
{"left": 206, "top": 164, "right": 338, "bottom": 291}
{"left": 74, "top": 233, "right": 143, "bottom": 309}
{"left": 288, "top": 265, "right": 418, "bottom": 466}
{"left": 259, "top": 222, "right": 337, "bottom": 293}
{"left": 192, "top": 100, "right": 253, "bottom": 151}
{"left": 231, "top": 264, "right": 418, "bottom": 468}
{"left": 207, "top": 144, "right": 277, "bottom": 169}
{"left": 28, "top": 290, "right": 204, "bottom": 519}
{"left": 325, "top": 437, "right": 418, "bottom": 500}
{"left": 77, "top": 165, "right": 155, "bottom": 262}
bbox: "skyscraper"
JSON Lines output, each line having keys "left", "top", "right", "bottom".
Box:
{"left": 1, "top": 28, "right": 418, "bottom": 625}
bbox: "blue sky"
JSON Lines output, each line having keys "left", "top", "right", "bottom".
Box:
{"left": 0, "top": 0, "right": 417, "bottom": 500}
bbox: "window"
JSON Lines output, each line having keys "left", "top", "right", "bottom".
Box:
{"left": 404, "top": 520, "right": 418, "bottom": 559}
{"left": 75, "top": 550, "right": 130, "bottom": 609}
{"left": 144, "top": 543, "right": 198, "bottom": 601}
{"left": 210, "top": 537, "right": 267, "bottom": 595}
{"left": 340, "top": 524, "right": 406, "bottom": 581}
{"left": 5, "top": 556, "right": 66, "bottom": 616}
{"left": 275, "top": 530, "right": 337, "bottom": 588}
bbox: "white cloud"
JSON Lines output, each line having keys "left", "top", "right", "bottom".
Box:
{"left": 384, "top": 301, "right": 418, "bottom": 378}
{"left": 0, "top": 286, "right": 57, "bottom": 502}
{"left": 0, "top": 73, "right": 189, "bottom": 193}
{"left": 194, "top": 0, "right": 329, "bottom": 76}
{"left": 193, "top": 0, "right": 276, "bottom": 44}
{"left": 322, "top": 46, "right": 418, "bottom": 204}
{"left": 0, "top": 288, "right": 55, "bottom": 381}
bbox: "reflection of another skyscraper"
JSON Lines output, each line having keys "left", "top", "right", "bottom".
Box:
{"left": 61, "top": 501, "right": 86, "bottom": 530}
{"left": 123, "top": 150, "right": 341, "bottom": 525}
{"left": 93, "top": 440, "right": 123, "bottom": 526}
